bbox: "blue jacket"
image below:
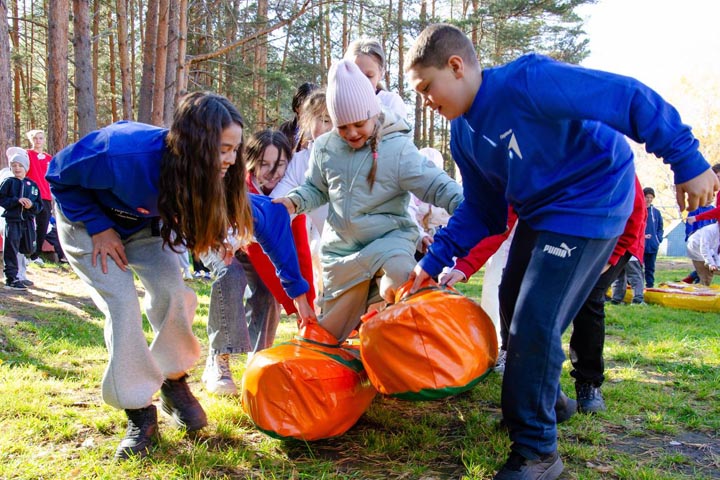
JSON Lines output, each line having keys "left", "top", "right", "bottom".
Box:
{"left": 421, "top": 54, "right": 710, "bottom": 276}
{"left": 644, "top": 205, "right": 664, "bottom": 254}
{"left": 0, "top": 176, "right": 43, "bottom": 222}
{"left": 47, "top": 121, "right": 308, "bottom": 298}
{"left": 685, "top": 205, "right": 714, "bottom": 241}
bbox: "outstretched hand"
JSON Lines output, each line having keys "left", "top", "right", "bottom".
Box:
{"left": 272, "top": 197, "right": 296, "bottom": 215}
{"left": 91, "top": 228, "right": 128, "bottom": 274}
{"left": 676, "top": 168, "right": 719, "bottom": 212}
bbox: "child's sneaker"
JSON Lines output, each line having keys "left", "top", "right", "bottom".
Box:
{"left": 30, "top": 257, "right": 45, "bottom": 266}
{"left": 5, "top": 280, "right": 28, "bottom": 290}
{"left": 494, "top": 349, "right": 507, "bottom": 373}
{"left": 20, "top": 279, "right": 34, "bottom": 287}
{"left": 183, "top": 268, "right": 193, "bottom": 280}
{"left": 202, "top": 353, "right": 238, "bottom": 396}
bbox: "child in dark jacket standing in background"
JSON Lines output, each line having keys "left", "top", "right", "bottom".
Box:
{"left": 406, "top": 24, "right": 717, "bottom": 480}
{"left": 1, "top": 147, "right": 43, "bottom": 290}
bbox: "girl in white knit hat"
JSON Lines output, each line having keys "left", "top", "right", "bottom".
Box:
{"left": 274, "top": 59, "right": 464, "bottom": 342}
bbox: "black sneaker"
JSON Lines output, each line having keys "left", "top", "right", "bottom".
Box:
{"left": 494, "top": 450, "right": 563, "bottom": 480}
{"left": 159, "top": 375, "right": 208, "bottom": 432}
{"left": 115, "top": 404, "right": 159, "bottom": 460}
{"left": 4, "top": 280, "right": 27, "bottom": 291}
{"left": 20, "top": 279, "right": 34, "bottom": 287}
{"left": 576, "top": 383, "right": 606, "bottom": 414}
{"left": 555, "top": 390, "right": 577, "bottom": 423}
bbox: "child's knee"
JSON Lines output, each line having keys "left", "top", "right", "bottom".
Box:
{"left": 378, "top": 255, "right": 416, "bottom": 303}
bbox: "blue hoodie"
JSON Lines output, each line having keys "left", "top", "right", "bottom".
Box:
{"left": 421, "top": 54, "right": 709, "bottom": 276}
{"left": 46, "top": 120, "right": 308, "bottom": 298}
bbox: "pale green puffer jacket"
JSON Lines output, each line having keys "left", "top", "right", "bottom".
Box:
{"left": 287, "top": 109, "right": 464, "bottom": 299}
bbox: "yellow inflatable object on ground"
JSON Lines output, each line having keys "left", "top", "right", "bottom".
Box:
{"left": 241, "top": 323, "right": 376, "bottom": 441}
{"left": 359, "top": 280, "right": 498, "bottom": 400}
{"left": 616, "top": 282, "right": 720, "bottom": 312}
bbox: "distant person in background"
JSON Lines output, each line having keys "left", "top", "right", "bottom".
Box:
{"left": 643, "top": 187, "right": 663, "bottom": 288}
{"left": 344, "top": 37, "right": 408, "bottom": 118}
{"left": 1, "top": 148, "right": 43, "bottom": 291}
{"left": 279, "top": 82, "right": 319, "bottom": 151}
{"left": 25, "top": 129, "right": 53, "bottom": 266}
{"left": 610, "top": 256, "right": 645, "bottom": 304}
{"left": 686, "top": 222, "right": 720, "bottom": 286}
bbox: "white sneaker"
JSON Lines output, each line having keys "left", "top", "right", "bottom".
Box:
{"left": 202, "top": 353, "right": 238, "bottom": 396}
{"left": 183, "top": 268, "right": 193, "bottom": 280}
{"left": 31, "top": 257, "right": 44, "bottom": 266}
{"left": 494, "top": 349, "right": 507, "bottom": 374}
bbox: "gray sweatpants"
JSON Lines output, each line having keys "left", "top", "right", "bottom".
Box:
{"left": 56, "top": 209, "right": 200, "bottom": 410}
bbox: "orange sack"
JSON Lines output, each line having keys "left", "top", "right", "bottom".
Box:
{"left": 241, "top": 323, "right": 377, "bottom": 441}
{"left": 359, "top": 280, "right": 498, "bottom": 400}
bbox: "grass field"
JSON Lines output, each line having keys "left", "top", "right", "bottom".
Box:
{"left": 0, "top": 257, "right": 718, "bottom": 479}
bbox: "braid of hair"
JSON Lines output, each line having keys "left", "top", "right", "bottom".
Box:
{"left": 367, "top": 121, "right": 381, "bottom": 191}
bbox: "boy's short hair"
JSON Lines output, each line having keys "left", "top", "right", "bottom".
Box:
{"left": 711, "top": 163, "right": 720, "bottom": 173}
{"left": 406, "top": 23, "right": 478, "bottom": 71}
{"left": 643, "top": 187, "right": 655, "bottom": 197}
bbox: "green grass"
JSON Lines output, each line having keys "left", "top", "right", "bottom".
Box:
{"left": 0, "top": 258, "right": 718, "bottom": 479}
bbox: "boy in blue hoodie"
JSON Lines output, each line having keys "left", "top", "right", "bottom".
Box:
{"left": 406, "top": 24, "right": 718, "bottom": 480}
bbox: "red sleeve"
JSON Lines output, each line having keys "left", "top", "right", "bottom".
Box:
{"left": 609, "top": 176, "right": 647, "bottom": 265}
{"left": 454, "top": 207, "right": 517, "bottom": 279}
{"left": 694, "top": 205, "right": 720, "bottom": 222}
{"left": 245, "top": 214, "right": 316, "bottom": 315}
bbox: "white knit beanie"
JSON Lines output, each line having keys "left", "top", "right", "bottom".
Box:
{"left": 6, "top": 147, "right": 29, "bottom": 172}
{"left": 327, "top": 59, "right": 381, "bottom": 127}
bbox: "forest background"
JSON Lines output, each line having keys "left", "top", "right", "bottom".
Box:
{"left": 0, "top": 0, "right": 718, "bottom": 224}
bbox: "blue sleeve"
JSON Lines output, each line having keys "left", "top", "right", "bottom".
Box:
{"left": 45, "top": 129, "right": 116, "bottom": 235}
{"left": 250, "top": 195, "right": 310, "bottom": 299}
{"left": 524, "top": 56, "right": 709, "bottom": 183}
{"left": 419, "top": 130, "right": 508, "bottom": 277}
{"left": 0, "top": 178, "right": 17, "bottom": 210}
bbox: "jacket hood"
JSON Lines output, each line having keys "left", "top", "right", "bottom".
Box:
{"left": 378, "top": 108, "right": 411, "bottom": 138}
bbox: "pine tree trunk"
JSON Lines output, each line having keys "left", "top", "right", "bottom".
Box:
{"left": 117, "top": 0, "right": 133, "bottom": 119}
{"left": 175, "top": 0, "right": 188, "bottom": 103}
{"left": 11, "top": 0, "right": 21, "bottom": 145}
{"left": 74, "top": 0, "right": 98, "bottom": 136}
{"left": 137, "top": 0, "right": 158, "bottom": 124}
{"left": 163, "top": 0, "right": 179, "bottom": 126}
{"left": 0, "top": 0, "right": 15, "bottom": 156}
{"left": 150, "top": 0, "right": 169, "bottom": 126}
{"left": 107, "top": 9, "right": 118, "bottom": 122}
{"left": 47, "top": 0, "right": 70, "bottom": 153}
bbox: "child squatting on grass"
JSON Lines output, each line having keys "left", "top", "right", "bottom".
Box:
{"left": 274, "top": 59, "right": 464, "bottom": 343}
{"left": 405, "top": 24, "right": 718, "bottom": 480}
{"left": 46, "top": 92, "right": 315, "bottom": 460}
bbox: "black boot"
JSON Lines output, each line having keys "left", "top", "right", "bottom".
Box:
{"left": 555, "top": 390, "right": 577, "bottom": 423}
{"left": 576, "top": 383, "right": 606, "bottom": 413}
{"left": 115, "top": 404, "right": 158, "bottom": 460}
{"left": 159, "top": 375, "right": 208, "bottom": 432}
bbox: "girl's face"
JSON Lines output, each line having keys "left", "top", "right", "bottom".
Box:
{"left": 351, "top": 53, "right": 383, "bottom": 90}
{"left": 310, "top": 112, "right": 333, "bottom": 140}
{"left": 254, "top": 144, "right": 288, "bottom": 193}
{"left": 337, "top": 117, "right": 376, "bottom": 150}
{"left": 219, "top": 123, "right": 243, "bottom": 178}
{"left": 32, "top": 132, "right": 45, "bottom": 151}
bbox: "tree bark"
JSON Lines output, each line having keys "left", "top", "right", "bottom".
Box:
{"left": 11, "top": 0, "right": 21, "bottom": 145}
{"left": 150, "top": 0, "right": 169, "bottom": 126}
{"left": 107, "top": 8, "right": 118, "bottom": 122}
{"left": 0, "top": 0, "right": 15, "bottom": 157}
{"left": 47, "top": 0, "right": 70, "bottom": 153}
{"left": 175, "top": 0, "right": 188, "bottom": 103}
{"left": 162, "top": 0, "right": 179, "bottom": 126}
{"left": 117, "top": 0, "right": 133, "bottom": 119}
{"left": 137, "top": 0, "right": 158, "bottom": 124}
{"left": 74, "top": 0, "right": 98, "bottom": 136}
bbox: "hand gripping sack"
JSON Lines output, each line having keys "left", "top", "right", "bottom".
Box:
{"left": 241, "top": 323, "right": 377, "bottom": 440}
{"left": 359, "top": 280, "right": 498, "bottom": 400}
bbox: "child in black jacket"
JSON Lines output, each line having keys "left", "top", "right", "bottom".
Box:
{"left": 1, "top": 147, "right": 43, "bottom": 290}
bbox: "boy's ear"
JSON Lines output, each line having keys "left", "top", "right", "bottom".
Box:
{"left": 448, "top": 55, "right": 465, "bottom": 79}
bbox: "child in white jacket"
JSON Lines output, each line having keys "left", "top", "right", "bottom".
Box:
{"left": 686, "top": 222, "right": 720, "bottom": 285}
